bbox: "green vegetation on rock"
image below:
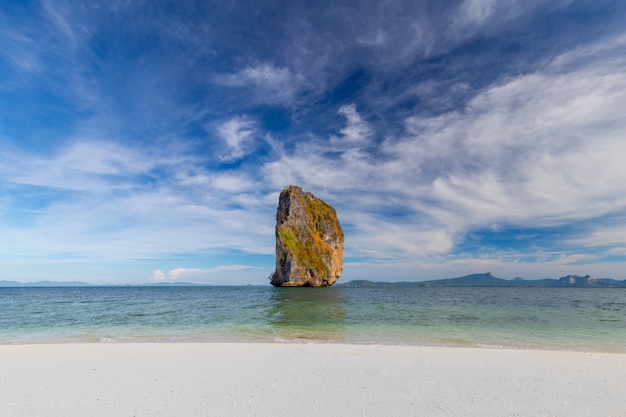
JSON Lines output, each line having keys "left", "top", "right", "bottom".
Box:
{"left": 271, "top": 185, "right": 344, "bottom": 287}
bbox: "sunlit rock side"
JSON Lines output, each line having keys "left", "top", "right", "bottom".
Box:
{"left": 558, "top": 275, "right": 597, "bottom": 286}
{"left": 270, "top": 185, "right": 344, "bottom": 287}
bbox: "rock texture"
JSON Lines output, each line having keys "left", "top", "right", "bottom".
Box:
{"left": 270, "top": 185, "right": 344, "bottom": 287}
{"left": 558, "top": 275, "right": 597, "bottom": 286}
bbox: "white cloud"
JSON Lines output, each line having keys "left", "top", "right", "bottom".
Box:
{"left": 348, "top": 214, "right": 455, "bottom": 258}
{"left": 260, "top": 35, "right": 626, "bottom": 267}
{"left": 451, "top": 0, "right": 572, "bottom": 35}
{"left": 549, "top": 34, "right": 626, "bottom": 74}
{"left": 216, "top": 116, "right": 257, "bottom": 160}
{"left": 385, "top": 36, "right": 626, "bottom": 235}
{"left": 0, "top": 136, "right": 277, "bottom": 266}
{"left": 2, "top": 1, "right": 625, "bottom": 284}
{"left": 150, "top": 267, "right": 209, "bottom": 283}
{"left": 458, "top": 0, "right": 498, "bottom": 25}
{"left": 1, "top": 141, "right": 162, "bottom": 192}
{"left": 150, "top": 270, "right": 167, "bottom": 282}
{"left": 333, "top": 104, "right": 373, "bottom": 145}
{"left": 237, "top": 64, "right": 292, "bottom": 87}
{"left": 150, "top": 265, "right": 260, "bottom": 285}
{"left": 215, "top": 63, "right": 303, "bottom": 105}
{"left": 210, "top": 172, "right": 258, "bottom": 193}
{"left": 566, "top": 225, "right": 626, "bottom": 249}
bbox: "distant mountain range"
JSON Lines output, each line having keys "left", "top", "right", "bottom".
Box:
{"left": 2, "top": 273, "right": 626, "bottom": 287}
{"left": 0, "top": 280, "right": 208, "bottom": 287}
{"left": 338, "top": 273, "right": 626, "bottom": 288}
{"left": 0, "top": 280, "right": 96, "bottom": 287}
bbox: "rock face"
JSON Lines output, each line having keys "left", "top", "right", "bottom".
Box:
{"left": 270, "top": 185, "right": 344, "bottom": 287}
{"left": 558, "top": 275, "right": 597, "bottom": 286}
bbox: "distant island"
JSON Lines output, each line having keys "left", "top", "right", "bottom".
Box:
{"left": 338, "top": 273, "right": 626, "bottom": 288}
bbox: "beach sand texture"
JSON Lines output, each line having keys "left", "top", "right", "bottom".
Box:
{"left": 1, "top": 343, "right": 625, "bottom": 417}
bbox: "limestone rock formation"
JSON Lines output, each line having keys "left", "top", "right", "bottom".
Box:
{"left": 270, "top": 185, "right": 344, "bottom": 287}
{"left": 558, "top": 275, "right": 597, "bottom": 286}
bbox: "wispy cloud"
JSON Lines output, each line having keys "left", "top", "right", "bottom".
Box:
{"left": 332, "top": 104, "right": 373, "bottom": 145}
{"left": 1, "top": 141, "right": 158, "bottom": 191}
{"left": 2, "top": 1, "right": 625, "bottom": 283}
{"left": 258, "top": 34, "right": 626, "bottom": 275}
{"left": 0, "top": 138, "right": 276, "bottom": 267}
{"left": 215, "top": 116, "right": 258, "bottom": 161}
{"left": 451, "top": 0, "right": 572, "bottom": 36}
{"left": 214, "top": 63, "right": 304, "bottom": 105}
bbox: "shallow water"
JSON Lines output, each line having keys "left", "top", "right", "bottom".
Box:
{"left": 1, "top": 286, "right": 625, "bottom": 351}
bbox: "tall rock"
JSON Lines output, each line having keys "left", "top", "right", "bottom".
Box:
{"left": 270, "top": 185, "right": 344, "bottom": 287}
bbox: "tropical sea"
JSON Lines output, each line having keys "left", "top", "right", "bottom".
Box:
{"left": 1, "top": 286, "right": 625, "bottom": 352}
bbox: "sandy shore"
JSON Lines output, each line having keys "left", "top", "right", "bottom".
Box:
{"left": 1, "top": 343, "right": 625, "bottom": 417}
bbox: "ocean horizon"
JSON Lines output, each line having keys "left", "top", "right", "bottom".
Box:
{"left": 2, "top": 286, "right": 625, "bottom": 352}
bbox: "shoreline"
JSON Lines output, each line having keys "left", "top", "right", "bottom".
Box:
{"left": 2, "top": 340, "right": 626, "bottom": 354}
{"left": 1, "top": 343, "right": 625, "bottom": 416}
{"left": 3, "top": 337, "right": 626, "bottom": 354}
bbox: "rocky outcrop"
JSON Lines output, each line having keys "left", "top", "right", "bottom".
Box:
{"left": 270, "top": 185, "right": 344, "bottom": 287}
{"left": 557, "top": 275, "right": 597, "bottom": 286}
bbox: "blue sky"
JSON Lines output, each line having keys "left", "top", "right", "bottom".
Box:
{"left": 1, "top": 0, "right": 626, "bottom": 285}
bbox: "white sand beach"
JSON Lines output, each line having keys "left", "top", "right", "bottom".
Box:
{"left": 1, "top": 343, "right": 625, "bottom": 417}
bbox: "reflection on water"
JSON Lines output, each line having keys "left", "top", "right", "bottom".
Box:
{"left": 267, "top": 287, "right": 347, "bottom": 341}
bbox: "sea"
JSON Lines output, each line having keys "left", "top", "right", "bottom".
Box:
{"left": 1, "top": 286, "right": 625, "bottom": 352}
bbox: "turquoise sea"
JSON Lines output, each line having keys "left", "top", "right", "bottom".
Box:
{"left": 1, "top": 286, "right": 625, "bottom": 352}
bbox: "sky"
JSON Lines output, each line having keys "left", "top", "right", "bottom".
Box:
{"left": 1, "top": 0, "right": 626, "bottom": 285}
